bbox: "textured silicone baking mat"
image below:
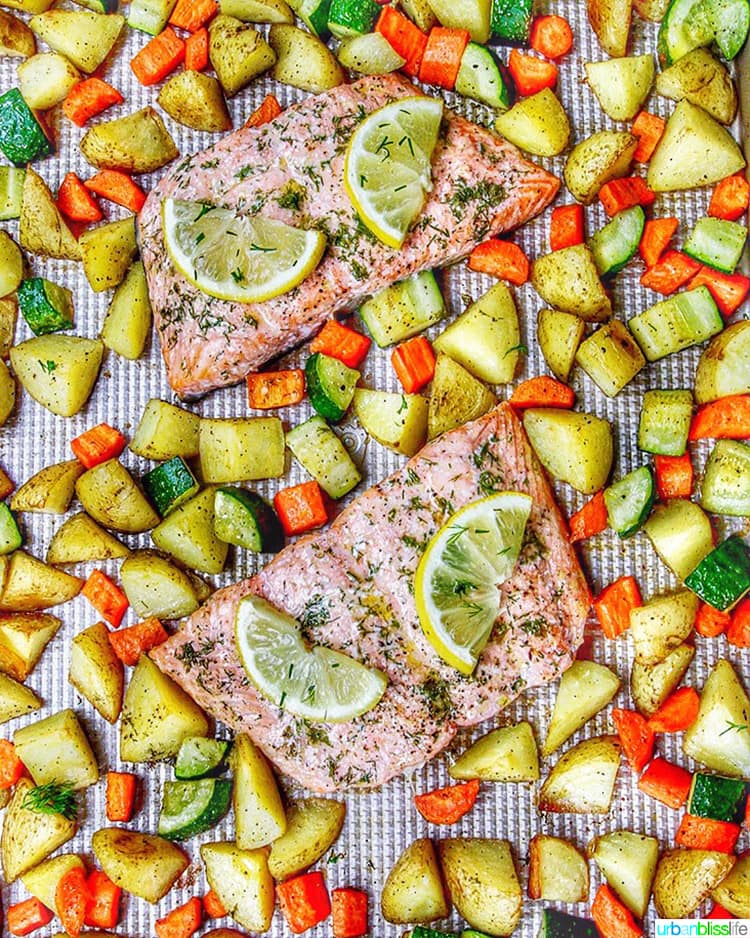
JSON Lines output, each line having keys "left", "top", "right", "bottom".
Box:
{"left": 0, "top": 3, "right": 748, "bottom": 936}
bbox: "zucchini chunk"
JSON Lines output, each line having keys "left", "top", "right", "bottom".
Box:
{"left": 685, "top": 535, "right": 750, "bottom": 611}
{"left": 0, "top": 89, "right": 52, "bottom": 166}
{"left": 629, "top": 286, "right": 722, "bottom": 361}
{"left": 158, "top": 778, "right": 232, "bottom": 841}
{"left": 286, "top": 416, "right": 361, "bottom": 498}
{"left": 695, "top": 320, "right": 750, "bottom": 403}
{"left": 306, "top": 352, "right": 359, "bottom": 422}
{"left": 17, "top": 277, "right": 74, "bottom": 335}
{"left": 638, "top": 388, "right": 693, "bottom": 456}
{"left": 142, "top": 457, "right": 200, "bottom": 517}
{"left": 449, "top": 722, "right": 539, "bottom": 782}
{"left": 0, "top": 230, "right": 22, "bottom": 298}
{"left": 689, "top": 772, "right": 747, "bottom": 823}
{"left": 0, "top": 166, "right": 25, "bottom": 221}
{"left": 575, "top": 319, "right": 645, "bottom": 398}
{"left": 456, "top": 41, "right": 513, "bottom": 110}
{"left": 359, "top": 270, "right": 445, "bottom": 348}
{"left": 701, "top": 440, "right": 750, "bottom": 517}
{"left": 213, "top": 487, "right": 284, "bottom": 552}
{"left": 604, "top": 465, "right": 656, "bottom": 538}
{"left": 538, "top": 736, "right": 621, "bottom": 813}
{"left": 381, "top": 838, "right": 450, "bottom": 924}
{"left": 175, "top": 736, "right": 231, "bottom": 780}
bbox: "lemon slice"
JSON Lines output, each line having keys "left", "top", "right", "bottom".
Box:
{"left": 162, "top": 198, "right": 326, "bottom": 303}
{"left": 415, "top": 492, "right": 533, "bottom": 676}
{"left": 235, "top": 595, "right": 387, "bottom": 722}
{"left": 344, "top": 96, "right": 443, "bottom": 249}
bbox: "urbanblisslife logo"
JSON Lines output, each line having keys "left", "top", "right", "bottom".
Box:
{"left": 655, "top": 921, "right": 750, "bottom": 936}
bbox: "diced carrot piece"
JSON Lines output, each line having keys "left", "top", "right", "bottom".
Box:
{"left": 728, "top": 597, "right": 750, "bottom": 648}
{"left": 419, "top": 26, "right": 470, "bottom": 89}
{"left": 695, "top": 602, "right": 731, "bottom": 638}
{"left": 106, "top": 771, "right": 136, "bottom": 823}
{"left": 155, "top": 897, "right": 202, "bottom": 938}
{"left": 509, "top": 376, "right": 574, "bottom": 409}
{"left": 332, "top": 887, "right": 368, "bottom": 938}
{"left": 277, "top": 871, "right": 331, "bottom": 934}
{"left": 632, "top": 110, "right": 665, "bottom": 163}
{"left": 84, "top": 870, "right": 121, "bottom": 930}
{"left": 56, "top": 867, "right": 90, "bottom": 938}
{"left": 247, "top": 369, "right": 305, "bottom": 409}
{"left": 274, "top": 481, "right": 327, "bottom": 536}
{"left": 71, "top": 422, "right": 126, "bottom": 468}
{"left": 185, "top": 27, "right": 209, "bottom": 70}
{"left": 81, "top": 570, "right": 129, "bottom": 628}
{"left": 653, "top": 453, "right": 693, "bottom": 500}
{"left": 108, "top": 618, "right": 168, "bottom": 666}
{"left": 612, "top": 708, "right": 655, "bottom": 772}
{"left": 131, "top": 28, "right": 185, "bottom": 86}
{"left": 468, "top": 238, "right": 530, "bottom": 285}
{"left": 707, "top": 903, "right": 736, "bottom": 919}
{"left": 507, "top": 48, "right": 558, "bottom": 95}
{"left": 375, "top": 6, "right": 428, "bottom": 76}
{"left": 0, "top": 739, "right": 25, "bottom": 788}
{"left": 414, "top": 778, "right": 480, "bottom": 824}
{"left": 169, "top": 0, "right": 217, "bottom": 31}
{"left": 599, "top": 176, "right": 655, "bottom": 217}
{"left": 550, "top": 203, "right": 584, "bottom": 250}
{"left": 638, "top": 757, "right": 692, "bottom": 808}
{"left": 647, "top": 687, "right": 700, "bottom": 732}
{"left": 689, "top": 395, "right": 750, "bottom": 440}
{"left": 593, "top": 576, "right": 642, "bottom": 638}
{"left": 85, "top": 171, "right": 147, "bottom": 214}
{"left": 245, "top": 93, "right": 282, "bottom": 128}
{"left": 639, "top": 217, "right": 679, "bottom": 268}
{"left": 530, "top": 14, "right": 573, "bottom": 58}
{"left": 310, "top": 320, "right": 371, "bottom": 368}
{"left": 569, "top": 491, "right": 608, "bottom": 543}
{"left": 688, "top": 265, "right": 750, "bottom": 317}
{"left": 392, "top": 336, "right": 436, "bottom": 393}
{"left": 58, "top": 172, "right": 102, "bottom": 223}
{"left": 7, "top": 898, "right": 54, "bottom": 937}
{"left": 203, "top": 890, "right": 227, "bottom": 919}
{"left": 641, "top": 249, "right": 701, "bottom": 295}
{"left": 675, "top": 814, "right": 741, "bottom": 853}
{"left": 62, "top": 77, "right": 124, "bottom": 127}
{"left": 591, "top": 884, "right": 642, "bottom": 938}
{"left": 0, "top": 465, "right": 14, "bottom": 500}
{"left": 709, "top": 173, "right": 750, "bottom": 221}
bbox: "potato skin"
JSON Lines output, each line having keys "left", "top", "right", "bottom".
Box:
{"left": 80, "top": 107, "right": 178, "bottom": 174}
{"left": 654, "top": 848, "right": 735, "bottom": 918}
{"left": 656, "top": 48, "right": 737, "bottom": 125}
{"left": 563, "top": 131, "right": 637, "bottom": 204}
{"left": 158, "top": 71, "right": 232, "bottom": 133}
{"left": 381, "top": 838, "right": 450, "bottom": 924}
{"left": 0, "top": 10, "right": 36, "bottom": 57}
{"left": 209, "top": 15, "right": 275, "bottom": 96}
{"left": 269, "top": 23, "right": 344, "bottom": 93}
{"left": 268, "top": 798, "right": 345, "bottom": 881}
{"left": 587, "top": 0, "right": 631, "bottom": 56}
{"left": 92, "top": 828, "right": 189, "bottom": 903}
{"left": 76, "top": 459, "right": 159, "bottom": 534}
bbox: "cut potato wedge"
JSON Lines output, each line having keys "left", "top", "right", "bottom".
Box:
{"left": 629, "top": 589, "right": 698, "bottom": 665}
{"left": 381, "top": 838, "right": 449, "bottom": 924}
{"left": 656, "top": 48, "right": 736, "bottom": 124}
{"left": 654, "top": 848, "right": 735, "bottom": 919}
{"left": 130, "top": 399, "right": 201, "bottom": 460}
{"left": 221, "top": 0, "right": 294, "bottom": 21}
{"left": 494, "top": 88, "right": 570, "bottom": 157}
{"left": 120, "top": 655, "right": 209, "bottom": 763}
{"left": 352, "top": 388, "right": 428, "bottom": 457}
{"left": 585, "top": 55, "right": 654, "bottom": 120}
{"left": 538, "top": 736, "right": 621, "bottom": 813}
{"left": 92, "top": 828, "right": 188, "bottom": 903}
{"left": 712, "top": 852, "right": 750, "bottom": 917}
{"left": 1, "top": 778, "right": 77, "bottom": 883}
{"left": 684, "top": 659, "right": 750, "bottom": 778}
{"left": 439, "top": 838, "right": 522, "bottom": 936}
{"left": 151, "top": 487, "right": 229, "bottom": 575}
{"left": 589, "top": 831, "right": 659, "bottom": 919}
{"left": 269, "top": 23, "right": 344, "bottom": 93}
{"left": 80, "top": 217, "right": 138, "bottom": 293}
{"left": 428, "top": 353, "right": 495, "bottom": 440}
{"left": 0, "top": 294, "right": 18, "bottom": 358}
{"left": 587, "top": 0, "right": 631, "bottom": 55}
{"left": 158, "top": 70, "right": 232, "bottom": 133}
{"left": 210, "top": 15, "right": 276, "bottom": 95}
{"left": 643, "top": 499, "right": 714, "bottom": 580}
{"left": 631, "top": 642, "right": 694, "bottom": 717}
{"left": 564, "top": 131, "right": 638, "bottom": 204}
{"left": 523, "top": 407, "right": 614, "bottom": 494}
{"left": 201, "top": 841, "right": 275, "bottom": 932}
{"left": 21, "top": 854, "right": 85, "bottom": 914}
{"left": 10, "top": 335, "right": 103, "bottom": 417}
{"left": 633, "top": 0, "right": 668, "bottom": 19}
{"left": 14, "top": 708, "right": 99, "bottom": 789}
{"left": 69, "top": 621, "right": 124, "bottom": 723}
{"left": 233, "top": 734, "right": 287, "bottom": 850}
{"left": 0, "top": 358, "right": 15, "bottom": 425}
{"left": 199, "top": 417, "right": 285, "bottom": 483}
{"left": 648, "top": 100, "right": 745, "bottom": 192}
{"left": 101, "top": 260, "right": 152, "bottom": 360}
{"left": 543, "top": 660, "right": 620, "bottom": 755}
{"left": 449, "top": 721, "right": 539, "bottom": 782}
{"left": 528, "top": 835, "right": 589, "bottom": 902}
{"left": 0, "top": 670, "right": 40, "bottom": 724}
{"left": 19, "top": 167, "right": 81, "bottom": 262}
{"left": 120, "top": 550, "right": 199, "bottom": 620}
{"left": 0, "top": 10, "right": 35, "bottom": 57}
{"left": 11, "top": 460, "right": 84, "bottom": 515}
{"left": 531, "top": 244, "right": 611, "bottom": 321}
{"left": 0, "top": 610, "right": 60, "bottom": 680}
{"left": 695, "top": 320, "right": 750, "bottom": 403}
{"left": 29, "top": 10, "right": 123, "bottom": 72}
{"left": 432, "top": 283, "right": 520, "bottom": 384}
{"left": 47, "top": 513, "right": 129, "bottom": 565}
{"left": 17, "top": 52, "right": 80, "bottom": 109}
{"left": 537, "top": 308, "right": 585, "bottom": 382}
{"left": 81, "top": 107, "right": 178, "bottom": 174}
{"left": 0, "top": 551, "right": 82, "bottom": 611}
{"left": 268, "top": 798, "right": 346, "bottom": 881}
{"left": 76, "top": 459, "right": 159, "bottom": 534}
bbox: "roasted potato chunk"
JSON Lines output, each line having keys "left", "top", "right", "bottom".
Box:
{"left": 11, "top": 459, "right": 84, "bottom": 515}
{"left": 523, "top": 408, "right": 614, "bottom": 494}
{"left": 1, "top": 778, "right": 77, "bottom": 882}
{"left": 543, "top": 660, "right": 620, "bottom": 755}
{"left": 712, "top": 852, "right": 750, "bottom": 917}
{"left": 76, "top": 459, "right": 159, "bottom": 534}
{"left": 381, "top": 838, "right": 449, "bottom": 924}
{"left": 9, "top": 335, "right": 103, "bottom": 418}
{"left": 631, "top": 642, "right": 694, "bottom": 717}
{"left": 529, "top": 835, "right": 588, "bottom": 902}
{"left": 531, "top": 244, "right": 611, "bottom": 321}
{"left": 440, "top": 838, "right": 522, "bottom": 936}
{"left": 158, "top": 71, "right": 232, "bottom": 133}
{"left": 0, "top": 610, "right": 60, "bottom": 679}
{"left": 81, "top": 107, "right": 178, "bottom": 174}
{"left": 21, "top": 854, "right": 85, "bottom": 914}
{"left": 589, "top": 831, "right": 658, "bottom": 918}
{"left": 268, "top": 798, "right": 346, "bottom": 881}
{"left": 69, "top": 621, "right": 124, "bottom": 724}
{"left": 587, "top": 0, "right": 631, "bottom": 56}
{"left": 233, "top": 734, "right": 287, "bottom": 850}
{"left": 684, "top": 659, "right": 750, "bottom": 778}
{"left": 269, "top": 23, "right": 344, "bottom": 93}
{"left": 629, "top": 589, "right": 698, "bottom": 665}
{"left": 14, "top": 708, "right": 99, "bottom": 789}
{"left": 120, "top": 550, "right": 199, "bottom": 620}
{"left": 79, "top": 217, "right": 138, "bottom": 293}
{"left": 0, "top": 551, "right": 82, "bottom": 611}
{"left": 656, "top": 48, "right": 737, "bottom": 124}
{"left": 210, "top": 15, "right": 276, "bottom": 95}
{"left": 654, "top": 849, "right": 735, "bottom": 918}
{"left": 538, "top": 736, "right": 621, "bottom": 813}
{"left": 695, "top": 320, "right": 750, "bottom": 403}
{"left": 202, "top": 841, "right": 275, "bottom": 932}
{"left": 19, "top": 167, "right": 81, "bottom": 261}
{"left": 92, "top": 828, "right": 188, "bottom": 903}
{"left": 0, "top": 670, "right": 40, "bottom": 724}
{"left": 0, "top": 10, "right": 35, "bottom": 57}
{"left": 564, "top": 131, "right": 637, "bottom": 205}
{"left": 449, "top": 721, "right": 539, "bottom": 782}
{"left": 47, "top": 513, "right": 129, "bottom": 565}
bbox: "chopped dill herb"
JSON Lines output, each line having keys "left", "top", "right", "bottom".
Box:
{"left": 23, "top": 782, "right": 77, "bottom": 820}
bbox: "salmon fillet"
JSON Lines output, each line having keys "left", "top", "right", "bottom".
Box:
{"left": 152, "top": 404, "right": 591, "bottom": 792}
{"left": 139, "top": 74, "right": 559, "bottom": 398}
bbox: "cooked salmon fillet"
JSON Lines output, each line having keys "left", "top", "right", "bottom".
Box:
{"left": 152, "top": 403, "right": 591, "bottom": 792}
{"left": 139, "top": 74, "right": 559, "bottom": 398}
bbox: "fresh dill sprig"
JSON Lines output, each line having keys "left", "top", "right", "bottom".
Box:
{"left": 22, "top": 782, "right": 78, "bottom": 820}
{"left": 720, "top": 720, "right": 749, "bottom": 736}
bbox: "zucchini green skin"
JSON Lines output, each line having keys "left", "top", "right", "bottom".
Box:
{"left": 0, "top": 504, "right": 22, "bottom": 555}
{"left": 658, "top": 0, "right": 750, "bottom": 62}
{"left": 142, "top": 456, "right": 200, "bottom": 517}
{"left": 684, "top": 217, "right": 747, "bottom": 274}
{"left": 158, "top": 778, "right": 233, "bottom": 841}
{"left": 490, "top": 0, "right": 533, "bottom": 43}
{"left": 213, "top": 487, "right": 284, "bottom": 553}
{"left": 0, "top": 89, "right": 52, "bottom": 166}
{"left": 688, "top": 772, "right": 747, "bottom": 822}
{"left": 17, "top": 278, "right": 74, "bottom": 336}
{"left": 589, "top": 206, "right": 645, "bottom": 277}
{"left": 73, "top": 0, "right": 119, "bottom": 10}
{"left": 292, "top": 0, "right": 333, "bottom": 36}
{"left": 701, "top": 440, "right": 750, "bottom": 517}
{"left": 685, "top": 534, "right": 750, "bottom": 610}
{"left": 604, "top": 466, "right": 656, "bottom": 538}
{"left": 305, "top": 352, "right": 359, "bottom": 422}
{"left": 127, "top": 0, "right": 177, "bottom": 34}
{"left": 629, "top": 286, "right": 723, "bottom": 362}
{"left": 174, "top": 737, "right": 232, "bottom": 780}
{"left": 359, "top": 270, "right": 446, "bottom": 348}
{"left": 328, "top": 0, "right": 380, "bottom": 37}
{"left": 540, "top": 909, "right": 599, "bottom": 938}
{"left": 455, "top": 42, "right": 514, "bottom": 111}
{"left": 412, "top": 928, "right": 458, "bottom": 938}
{"left": 286, "top": 415, "right": 361, "bottom": 499}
